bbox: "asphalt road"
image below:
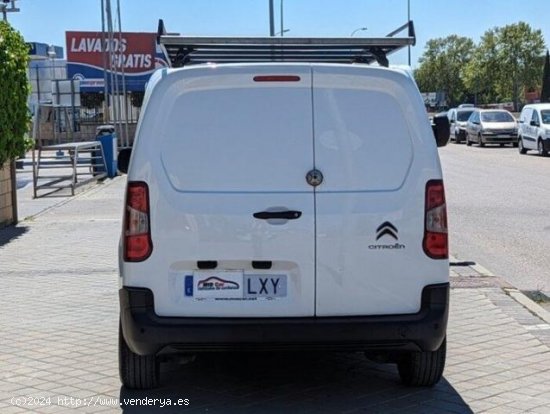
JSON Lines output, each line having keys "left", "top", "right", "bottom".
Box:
{"left": 439, "top": 142, "right": 550, "bottom": 294}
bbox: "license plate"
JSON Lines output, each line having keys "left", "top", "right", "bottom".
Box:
{"left": 186, "top": 272, "right": 287, "bottom": 299}
{"left": 244, "top": 275, "right": 287, "bottom": 299}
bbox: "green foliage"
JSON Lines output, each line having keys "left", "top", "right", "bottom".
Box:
{"left": 414, "top": 35, "right": 475, "bottom": 107}
{"left": 416, "top": 22, "right": 546, "bottom": 110}
{"left": 0, "top": 21, "right": 30, "bottom": 166}
{"left": 494, "top": 22, "right": 545, "bottom": 109}
{"left": 24, "top": 135, "right": 35, "bottom": 152}
{"left": 462, "top": 30, "right": 500, "bottom": 104}
{"left": 540, "top": 51, "right": 550, "bottom": 103}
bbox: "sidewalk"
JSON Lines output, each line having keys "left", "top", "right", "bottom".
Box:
{"left": 0, "top": 177, "right": 549, "bottom": 413}
{"left": 14, "top": 157, "right": 93, "bottom": 222}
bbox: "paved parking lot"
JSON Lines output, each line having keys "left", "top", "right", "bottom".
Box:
{"left": 1, "top": 177, "right": 549, "bottom": 413}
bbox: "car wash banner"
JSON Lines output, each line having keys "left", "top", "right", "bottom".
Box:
{"left": 66, "top": 31, "right": 169, "bottom": 92}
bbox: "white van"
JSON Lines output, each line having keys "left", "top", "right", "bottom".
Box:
{"left": 518, "top": 103, "right": 550, "bottom": 156}
{"left": 118, "top": 34, "right": 450, "bottom": 390}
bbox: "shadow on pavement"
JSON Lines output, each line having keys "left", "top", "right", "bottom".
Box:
{"left": 120, "top": 352, "right": 472, "bottom": 413}
{"left": 450, "top": 261, "right": 476, "bottom": 266}
{"left": 16, "top": 177, "right": 33, "bottom": 190}
{"left": 0, "top": 225, "right": 29, "bottom": 248}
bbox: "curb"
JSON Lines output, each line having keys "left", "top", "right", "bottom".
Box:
{"left": 451, "top": 255, "right": 550, "bottom": 324}
{"left": 505, "top": 289, "right": 550, "bottom": 324}
{"left": 468, "top": 262, "right": 496, "bottom": 277}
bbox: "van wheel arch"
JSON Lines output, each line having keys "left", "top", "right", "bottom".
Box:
{"left": 397, "top": 337, "right": 446, "bottom": 387}
{"left": 119, "top": 322, "right": 159, "bottom": 389}
{"left": 538, "top": 138, "right": 548, "bottom": 157}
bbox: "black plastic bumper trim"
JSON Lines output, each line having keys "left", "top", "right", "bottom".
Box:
{"left": 119, "top": 283, "right": 449, "bottom": 356}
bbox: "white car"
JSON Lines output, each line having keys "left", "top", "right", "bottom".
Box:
{"left": 518, "top": 103, "right": 550, "bottom": 156}
{"left": 466, "top": 109, "right": 518, "bottom": 147}
{"left": 447, "top": 107, "right": 475, "bottom": 143}
{"left": 117, "top": 41, "right": 450, "bottom": 390}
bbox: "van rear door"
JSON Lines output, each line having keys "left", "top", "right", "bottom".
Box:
{"left": 312, "top": 66, "right": 444, "bottom": 316}
{"left": 130, "top": 65, "right": 316, "bottom": 317}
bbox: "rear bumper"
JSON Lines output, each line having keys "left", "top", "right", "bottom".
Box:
{"left": 120, "top": 283, "right": 449, "bottom": 356}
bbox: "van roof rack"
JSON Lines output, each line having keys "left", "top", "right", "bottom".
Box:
{"left": 157, "top": 19, "right": 415, "bottom": 68}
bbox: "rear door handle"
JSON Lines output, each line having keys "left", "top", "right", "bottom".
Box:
{"left": 253, "top": 210, "right": 302, "bottom": 220}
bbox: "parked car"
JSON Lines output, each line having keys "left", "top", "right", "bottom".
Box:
{"left": 466, "top": 109, "right": 518, "bottom": 147}
{"left": 517, "top": 103, "right": 550, "bottom": 156}
{"left": 117, "top": 57, "right": 450, "bottom": 390}
{"left": 447, "top": 107, "right": 475, "bottom": 143}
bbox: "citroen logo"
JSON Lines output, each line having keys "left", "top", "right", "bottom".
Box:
{"left": 376, "top": 222, "right": 398, "bottom": 240}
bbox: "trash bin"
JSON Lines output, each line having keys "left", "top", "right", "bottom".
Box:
{"left": 95, "top": 125, "right": 117, "bottom": 178}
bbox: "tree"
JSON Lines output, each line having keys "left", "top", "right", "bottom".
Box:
{"left": 541, "top": 50, "right": 550, "bottom": 103}
{"left": 418, "top": 22, "right": 545, "bottom": 109}
{"left": 462, "top": 30, "right": 500, "bottom": 105}
{"left": 465, "top": 22, "right": 544, "bottom": 109}
{"left": 0, "top": 21, "right": 30, "bottom": 167}
{"left": 414, "top": 35, "right": 476, "bottom": 107}
{"left": 496, "top": 22, "right": 545, "bottom": 110}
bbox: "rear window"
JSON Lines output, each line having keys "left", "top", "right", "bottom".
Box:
{"left": 541, "top": 110, "right": 550, "bottom": 124}
{"left": 457, "top": 110, "right": 474, "bottom": 121}
{"left": 481, "top": 111, "right": 514, "bottom": 123}
{"left": 159, "top": 85, "right": 313, "bottom": 192}
{"left": 313, "top": 88, "right": 413, "bottom": 192}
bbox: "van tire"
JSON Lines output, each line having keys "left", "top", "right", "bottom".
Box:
{"left": 538, "top": 139, "right": 548, "bottom": 157}
{"left": 119, "top": 323, "right": 159, "bottom": 389}
{"left": 397, "top": 338, "right": 446, "bottom": 387}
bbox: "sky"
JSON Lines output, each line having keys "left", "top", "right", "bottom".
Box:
{"left": 6, "top": 0, "right": 550, "bottom": 68}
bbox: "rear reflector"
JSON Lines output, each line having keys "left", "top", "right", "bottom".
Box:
{"left": 423, "top": 180, "right": 448, "bottom": 259}
{"left": 253, "top": 75, "right": 301, "bottom": 82}
{"left": 124, "top": 181, "right": 152, "bottom": 262}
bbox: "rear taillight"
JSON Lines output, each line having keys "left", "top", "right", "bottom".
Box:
{"left": 423, "top": 180, "right": 448, "bottom": 259}
{"left": 124, "top": 181, "right": 152, "bottom": 262}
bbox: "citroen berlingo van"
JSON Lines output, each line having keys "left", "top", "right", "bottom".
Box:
{"left": 518, "top": 103, "right": 550, "bottom": 156}
{"left": 118, "top": 34, "right": 450, "bottom": 390}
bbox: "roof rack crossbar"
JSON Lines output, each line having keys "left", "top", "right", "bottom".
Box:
{"left": 157, "top": 20, "right": 415, "bottom": 68}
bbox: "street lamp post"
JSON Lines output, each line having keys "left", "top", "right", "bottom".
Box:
{"left": 350, "top": 27, "right": 368, "bottom": 37}
{"left": 407, "top": 0, "right": 411, "bottom": 66}
{"left": 280, "top": 0, "right": 284, "bottom": 37}
{"left": 269, "top": 0, "right": 275, "bottom": 36}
